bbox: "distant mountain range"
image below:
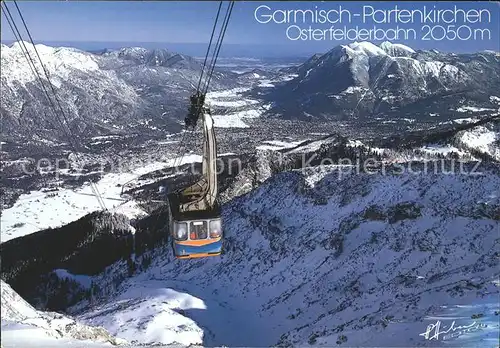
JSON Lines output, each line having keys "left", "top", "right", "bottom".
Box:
{"left": 261, "top": 41, "right": 500, "bottom": 121}
{"left": 1, "top": 41, "right": 499, "bottom": 146}
{"left": 0, "top": 42, "right": 239, "bottom": 144}
{"left": 96, "top": 47, "right": 203, "bottom": 69}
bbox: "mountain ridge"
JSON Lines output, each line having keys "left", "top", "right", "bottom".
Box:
{"left": 263, "top": 41, "right": 500, "bottom": 121}
{"left": 0, "top": 41, "right": 238, "bottom": 144}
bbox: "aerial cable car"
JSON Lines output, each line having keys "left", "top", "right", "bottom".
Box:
{"left": 168, "top": 101, "right": 222, "bottom": 259}
{"left": 168, "top": 1, "right": 233, "bottom": 259}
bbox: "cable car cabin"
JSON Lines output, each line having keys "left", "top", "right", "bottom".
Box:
{"left": 168, "top": 105, "right": 221, "bottom": 259}
{"left": 165, "top": 1, "right": 234, "bottom": 259}
{"left": 168, "top": 194, "right": 222, "bottom": 259}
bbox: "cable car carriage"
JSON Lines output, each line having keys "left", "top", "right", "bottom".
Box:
{"left": 166, "top": 1, "right": 234, "bottom": 259}
{"left": 168, "top": 195, "right": 222, "bottom": 259}
{"left": 167, "top": 97, "right": 223, "bottom": 259}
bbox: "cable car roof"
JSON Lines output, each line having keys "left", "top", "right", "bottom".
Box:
{"left": 168, "top": 193, "right": 221, "bottom": 221}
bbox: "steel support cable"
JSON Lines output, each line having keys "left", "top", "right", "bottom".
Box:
{"left": 171, "top": 23, "right": 215, "bottom": 178}
{"left": 196, "top": 1, "right": 223, "bottom": 93}
{"left": 201, "top": 2, "right": 232, "bottom": 91}
{"left": 181, "top": 1, "right": 234, "bottom": 170}
{"left": 172, "top": 2, "right": 230, "bottom": 171}
{"left": 172, "top": 128, "right": 191, "bottom": 169}
{"left": 181, "top": 1, "right": 234, "bottom": 169}
{"left": 4, "top": 1, "right": 73, "bottom": 144}
{"left": 184, "top": 1, "right": 234, "bottom": 159}
{"left": 11, "top": 1, "right": 107, "bottom": 209}
{"left": 9, "top": 0, "right": 107, "bottom": 210}
{"left": 12, "top": 0, "right": 79, "bottom": 148}
{"left": 192, "top": 1, "right": 233, "bottom": 177}
{"left": 172, "top": 2, "right": 234, "bottom": 196}
{"left": 2, "top": 3, "right": 72, "bottom": 150}
{"left": 5, "top": 4, "right": 76, "bottom": 146}
{"left": 195, "top": 1, "right": 234, "bottom": 110}
{"left": 202, "top": 1, "right": 234, "bottom": 95}
{"left": 120, "top": 120, "right": 192, "bottom": 200}
{"left": 2, "top": 3, "right": 69, "bottom": 138}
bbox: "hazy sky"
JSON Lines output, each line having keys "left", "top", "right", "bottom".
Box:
{"left": 1, "top": 1, "right": 499, "bottom": 55}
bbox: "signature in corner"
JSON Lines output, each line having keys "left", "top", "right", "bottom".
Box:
{"left": 419, "top": 320, "right": 487, "bottom": 341}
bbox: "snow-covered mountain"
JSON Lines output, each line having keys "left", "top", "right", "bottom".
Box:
{"left": 264, "top": 41, "right": 500, "bottom": 121}
{"left": 91, "top": 165, "right": 499, "bottom": 347}
{"left": 455, "top": 121, "right": 500, "bottom": 161}
{"left": 366, "top": 116, "right": 500, "bottom": 162}
{"left": 1, "top": 279, "right": 126, "bottom": 347}
{"left": 2, "top": 126, "right": 499, "bottom": 346}
{"left": 1, "top": 42, "right": 141, "bottom": 143}
{"left": 2, "top": 40, "right": 500, "bottom": 347}
{"left": 0, "top": 42, "right": 238, "bottom": 144}
{"left": 3, "top": 40, "right": 498, "bottom": 150}
{"left": 6, "top": 162, "right": 497, "bottom": 347}
{"left": 100, "top": 47, "right": 203, "bottom": 69}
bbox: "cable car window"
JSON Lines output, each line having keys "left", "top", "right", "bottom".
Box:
{"left": 174, "top": 222, "right": 188, "bottom": 241}
{"left": 209, "top": 219, "right": 221, "bottom": 238}
{"left": 190, "top": 221, "right": 208, "bottom": 239}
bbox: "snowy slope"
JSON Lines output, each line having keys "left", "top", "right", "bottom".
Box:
{"left": 1, "top": 280, "right": 125, "bottom": 347}
{"left": 0, "top": 42, "right": 238, "bottom": 142}
{"left": 456, "top": 124, "right": 500, "bottom": 161}
{"left": 205, "top": 87, "right": 268, "bottom": 128}
{"left": 1, "top": 42, "right": 101, "bottom": 87}
{"left": 1, "top": 155, "right": 201, "bottom": 242}
{"left": 379, "top": 41, "right": 416, "bottom": 57}
{"left": 76, "top": 165, "right": 500, "bottom": 347}
{"left": 1, "top": 42, "right": 141, "bottom": 135}
{"left": 76, "top": 285, "right": 206, "bottom": 346}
